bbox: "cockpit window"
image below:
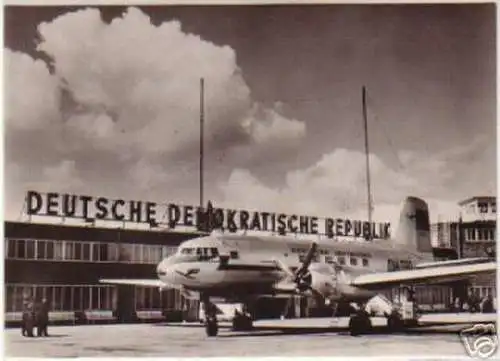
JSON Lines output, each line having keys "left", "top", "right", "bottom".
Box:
{"left": 179, "top": 246, "right": 221, "bottom": 261}
{"left": 180, "top": 248, "right": 194, "bottom": 255}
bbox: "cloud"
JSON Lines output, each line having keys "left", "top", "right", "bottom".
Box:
{"left": 242, "top": 105, "right": 306, "bottom": 144}
{"left": 4, "top": 7, "right": 306, "bottom": 218}
{"left": 216, "top": 142, "right": 491, "bottom": 229}
{"left": 4, "top": 50, "right": 61, "bottom": 131}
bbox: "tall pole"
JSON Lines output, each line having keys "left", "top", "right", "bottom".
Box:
{"left": 362, "top": 86, "right": 373, "bottom": 232}
{"left": 200, "top": 78, "right": 205, "bottom": 209}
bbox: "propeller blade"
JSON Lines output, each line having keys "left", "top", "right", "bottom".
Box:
{"left": 272, "top": 258, "right": 296, "bottom": 279}
{"left": 311, "top": 288, "right": 326, "bottom": 307}
{"left": 295, "top": 242, "right": 318, "bottom": 278}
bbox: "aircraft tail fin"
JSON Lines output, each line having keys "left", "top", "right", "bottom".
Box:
{"left": 395, "top": 197, "right": 433, "bottom": 254}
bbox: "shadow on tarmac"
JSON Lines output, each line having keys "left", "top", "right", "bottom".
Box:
{"left": 155, "top": 321, "right": 483, "bottom": 337}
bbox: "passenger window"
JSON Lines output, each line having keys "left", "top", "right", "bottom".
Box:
{"left": 230, "top": 251, "right": 239, "bottom": 259}
{"left": 325, "top": 256, "right": 334, "bottom": 264}
{"left": 211, "top": 248, "right": 219, "bottom": 257}
{"left": 338, "top": 256, "right": 345, "bottom": 265}
{"left": 350, "top": 257, "right": 358, "bottom": 266}
{"left": 362, "top": 258, "right": 369, "bottom": 267}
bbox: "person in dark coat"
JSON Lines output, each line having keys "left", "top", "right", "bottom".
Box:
{"left": 468, "top": 290, "right": 481, "bottom": 313}
{"left": 36, "top": 298, "right": 50, "bottom": 337}
{"left": 21, "top": 301, "right": 35, "bottom": 337}
{"left": 481, "top": 294, "right": 494, "bottom": 313}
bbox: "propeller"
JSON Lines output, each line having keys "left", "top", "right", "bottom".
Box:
{"left": 273, "top": 242, "right": 318, "bottom": 291}
{"left": 294, "top": 242, "right": 318, "bottom": 282}
{"left": 273, "top": 243, "right": 346, "bottom": 307}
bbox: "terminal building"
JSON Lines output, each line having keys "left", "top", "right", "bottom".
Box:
{"left": 4, "top": 221, "right": 200, "bottom": 325}
{"left": 430, "top": 196, "right": 497, "bottom": 302}
{"left": 5, "top": 194, "right": 496, "bottom": 325}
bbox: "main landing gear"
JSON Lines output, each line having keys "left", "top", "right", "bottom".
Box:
{"left": 202, "top": 296, "right": 219, "bottom": 337}
{"left": 348, "top": 303, "right": 372, "bottom": 336}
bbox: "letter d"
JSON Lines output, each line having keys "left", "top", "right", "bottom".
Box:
{"left": 168, "top": 204, "right": 181, "bottom": 229}
{"left": 26, "top": 191, "right": 43, "bottom": 215}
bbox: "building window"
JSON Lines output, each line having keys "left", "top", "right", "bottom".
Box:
{"left": 65, "top": 241, "right": 75, "bottom": 260}
{"left": 492, "top": 202, "right": 496, "bottom": 213}
{"left": 118, "top": 244, "right": 131, "bottom": 262}
{"left": 135, "top": 286, "right": 163, "bottom": 311}
{"left": 54, "top": 242, "right": 64, "bottom": 260}
{"left": 16, "top": 240, "right": 26, "bottom": 258}
{"left": 74, "top": 242, "right": 83, "bottom": 260}
{"left": 162, "top": 246, "right": 177, "bottom": 258}
{"left": 82, "top": 243, "right": 91, "bottom": 261}
{"left": 466, "top": 228, "right": 476, "bottom": 241}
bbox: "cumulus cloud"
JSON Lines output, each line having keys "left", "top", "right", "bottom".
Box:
{"left": 216, "top": 140, "right": 492, "bottom": 231}
{"left": 5, "top": 7, "right": 306, "bottom": 218}
{"left": 4, "top": 50, "right": 61, "bottom": 131}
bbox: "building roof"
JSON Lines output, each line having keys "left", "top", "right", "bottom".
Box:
{"left": 458, "top": 196, "right": 496, "bottom": 206}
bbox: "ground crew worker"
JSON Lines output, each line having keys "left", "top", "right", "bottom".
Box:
{"left": 36, "top": 298, "right": 50, "bottom": 337}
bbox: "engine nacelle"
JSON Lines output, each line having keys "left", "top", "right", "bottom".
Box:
{"left": 299, "top": 263, "right": 341, "bottom": 302}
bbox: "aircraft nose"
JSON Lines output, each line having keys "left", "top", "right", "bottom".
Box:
{"left": 156, "top": 258, "right": 170, "bottom": 277}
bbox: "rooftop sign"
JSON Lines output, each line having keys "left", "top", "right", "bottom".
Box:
{"left": 24, "top": 190, "right": 391, "bottom": 240}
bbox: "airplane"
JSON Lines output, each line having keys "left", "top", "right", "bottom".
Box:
{"left": 100, "top": 196, "right": 497, "bottom": 337}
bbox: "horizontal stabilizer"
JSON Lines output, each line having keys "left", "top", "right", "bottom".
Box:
{"left": 99, "top": 279, "right": 167, "bottom": 289}
{"left": 351, "top": 262, "right": 497, "bottom": 290}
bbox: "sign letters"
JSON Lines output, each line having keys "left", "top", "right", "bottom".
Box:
{"left": 24, "top": 190, "right": 391, "bottom": 240}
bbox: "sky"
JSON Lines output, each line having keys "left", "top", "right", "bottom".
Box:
{"left": 3, "top": 3, "right": 497, "bottom": 229}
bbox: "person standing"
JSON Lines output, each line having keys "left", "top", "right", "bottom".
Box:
{"left": 21, "top": 301, "right": 35, "bottom": 337}
{"left": 36, "top": 299, "right": 50, "bottom": 337}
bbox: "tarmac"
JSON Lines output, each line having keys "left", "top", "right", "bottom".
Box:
{"left": 5, "top": 314, "right": 497, "bottom": 358}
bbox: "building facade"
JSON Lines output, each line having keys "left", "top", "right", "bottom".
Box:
{"left": 430, "top": 196, "right": 497, "bottom": 301}
{"left": 4, "top": 221, "right": 201, "bottom": 325}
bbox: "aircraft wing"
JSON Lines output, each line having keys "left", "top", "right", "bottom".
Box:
{"left": 351, "top": 262, "right": 497, "bottom": 291}
{"left": 99, "top": 279, "right": 167, "bottom": 288}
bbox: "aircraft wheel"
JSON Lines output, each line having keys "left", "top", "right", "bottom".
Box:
{"left": 232, "top": 313, "right": 253, "bottom": 331}
{"left": 349, "top": 310, "right": 372, "bottom": 336}
{"left": 205, "top": 319, "right": 218, "bottom": 337}
{"left": 386, "top": 312, "right": 403, "bottom": 333}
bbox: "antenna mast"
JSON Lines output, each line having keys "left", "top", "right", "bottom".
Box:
{"left": 200, "top": 78, "right": 205, "bottom": 208}
{"left": 362, "top": 86, "right": 373, "bottom": 232}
